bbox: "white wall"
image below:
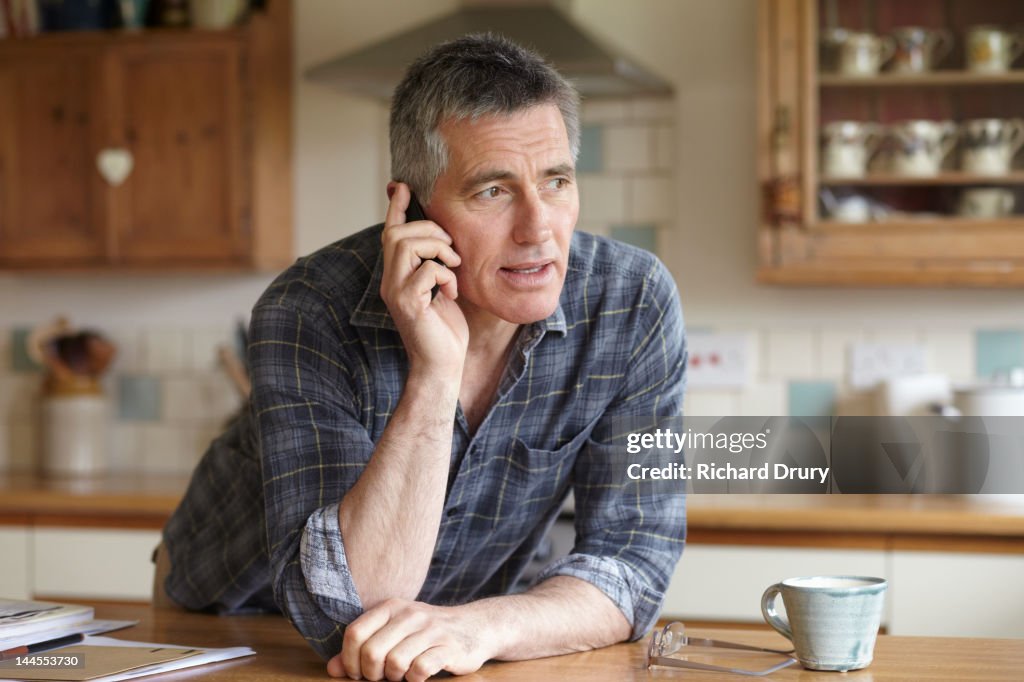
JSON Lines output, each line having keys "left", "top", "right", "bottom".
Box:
{"left": 1, "top": 0, "right": 1020, "bottom": 329}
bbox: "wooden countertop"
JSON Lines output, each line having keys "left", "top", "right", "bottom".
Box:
{"left": 87, "top": 604, "right": 1024, "bottom": 680}
{"left": 2, "top": 474, "right": 1023, "bottom": 541}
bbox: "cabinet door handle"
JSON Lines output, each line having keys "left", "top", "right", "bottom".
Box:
{"left": 96, "top": 148, "right": 134, "bottom": 187}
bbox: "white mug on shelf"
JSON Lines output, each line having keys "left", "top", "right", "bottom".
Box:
{"left": 889, "top": 27, "right": 953, "bottom": 74}
{"left": 838, "top": 32, "right": 896, "bottom": 77}
{"left": 821, "top": 121, "right": 882, "bottom": 178}
{"left": 889, "top": 120, "right": 958, "bottom": 177}
{"left": 966, "top": 26, "right": 1024, "bottom": 73}
{"left": 960, "top": 118, "right": 1024, "bottom": 176}
{"left": 957, "top": 187, "right": 1016, "bottom": 218}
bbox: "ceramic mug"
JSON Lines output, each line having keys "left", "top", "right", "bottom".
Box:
{"left": 960, "top": 118, "right": 1024, "bottom": 176}
{"left": 889, "top": 120, "right": 958, "bottom": 176}
{"left": 761, "top": 576, "right": 887, "bottom": 672}
{"left": 889, "top": 27, "right": 953, "bottom": 73}
{"left": 821, "top": 121, "right": 883, "bottom": 178}
{"left": 966, "top": 26, "right": 1024, "bottom": 73}
{"left": 839, "top": 32, "right": 896, "bottom": 76}
{"left": 957, "top": 187, "right": 1016, "bottom": 218}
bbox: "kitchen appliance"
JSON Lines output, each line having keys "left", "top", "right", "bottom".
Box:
{"left": 303, "top": 1, "right": 671, "bottom": 99}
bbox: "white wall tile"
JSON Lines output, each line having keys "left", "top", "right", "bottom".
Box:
{"left": 138, "top": 424, "right": 190, "bottom": 474}
{"left": 109, "top": 423, "right": 142, "bottom": 472}
{"left": 577, "top": 221, "right": 610, "bottom": 237}
{"left": 580, "top": 99, "right": 628, "bottom": 123}
{"left": 603, "top": 125, "right": 653, "bottom": 172}
{"left": 628, "top": 97, "right": 675, "bottom": 121}
{"left": 820, "top": 329, "right": 867, "bottom": 379}
{"left": 0, "top": 374, "right": 40, "bottom": 420}
{"left": 924, "top": 330, "right": 974, "bottom": 382}
{"left": 105, "top": 327, "right": 144, "bottom": 374}
{"left": 684, "top": 389, "right": 739, "bottom": 416}
{"left": 737, "top": 381, "right": 786, "bottom": 416}
{"left": 765, "top": 329, "right": 818, "bottom": 379}
{"left": 141, "top": 328, "right": 190, "bottom": 373}
{"left": 190, "top": 326, "right": 232, "bottom": 372}
{"left": 653, "top": 124, "right": 675, "bottom": 171}
{"left": 628, "top": 175, "right": 674, "bottom": 222}
{"left": 0, "top": 328, "right": 11, "bottom": 372}
{"left": 866, "top": 330, "right": 923, "bottom": 344}
{"left": 578, "top": 175, "right": 627, "bottom": 222}
{"left": 8, "top": 421, "right": 37, "bottom": 473}
{"left": 163, "top": 377, "right": 204, "bottom": 422}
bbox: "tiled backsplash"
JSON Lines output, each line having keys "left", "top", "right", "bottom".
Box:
{"left": 0, "top": 325, "right": 244, "bottom": 474}
{"left": 2, "top": 324, "right": 1020, "bottom": 474}
{"left": 684, "top": 328, "right": 1023, "bottom": 417}
{"left": 575, "top": 98, "right": 675, "bottom": 252}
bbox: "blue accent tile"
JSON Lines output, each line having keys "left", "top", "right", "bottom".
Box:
{"left": 610, "top": 223, "right": 658, "bottom": 254}
{"left": 976, "top": 330, "right": 1024, "bottom": 379}
{"left": 788, "top": 381, "right": 837, "bottom": 417}
{"left": 11, "top": 328, "right": 42, "bottom": 372}
{"left": 118, "top": 375, "right": 162, "bottom": 421}
{"left": 576, "top": 124, "right": 603, "bottom": 173}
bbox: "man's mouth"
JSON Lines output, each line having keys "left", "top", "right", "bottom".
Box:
{"left": 502, "top": 261, "right": 551, "bottom": 274}
{"left": 498, "top": 261, "right": 556, "bottom": 287}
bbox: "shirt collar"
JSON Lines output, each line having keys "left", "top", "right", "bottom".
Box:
{"left": 350, "top": 246, "right": 568, "bottom": 338}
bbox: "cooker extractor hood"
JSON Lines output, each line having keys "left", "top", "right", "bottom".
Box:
{"left": 304, "top": 2, "right": 673, "bottom": 100}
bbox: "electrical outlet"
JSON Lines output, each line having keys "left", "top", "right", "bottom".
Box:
{"left": 686, "top": 332, "right": 749, "bottom": 389}
{"left": 848, "top": 343, "right": 927, "bottom": 389}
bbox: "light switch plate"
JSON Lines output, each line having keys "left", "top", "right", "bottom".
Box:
{"left": 848, "top": 343, "right": 927, "bottom": 389}
{"left": 687, "top": 332, "right": 749, "bottom": 389}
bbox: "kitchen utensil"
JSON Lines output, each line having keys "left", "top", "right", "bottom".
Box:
{"left": 889, "top": 27, "right": 953, "bottom": 74}
{"left": 960, "top": 118, "right": 1024, "bottom": 176}
{"left": 957, "top": 187, "right": 1016, "bottom": 218}
{"left": 889, "top": 120, "right": 958, "bottom": 176}
{"left": 821, "top": 121, "right": 883, "bottom": 178}
{"left": 966, "top": 26, "right": 1024, "bottom": 73}
{"left": 837, "top": 32, "right": 896, "bottom": 77}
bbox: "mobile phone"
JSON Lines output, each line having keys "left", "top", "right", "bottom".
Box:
{"left": 406, "top": 193, "right": 445, "bottom": 300}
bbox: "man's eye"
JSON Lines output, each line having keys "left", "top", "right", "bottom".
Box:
{"left": 545, "top": 177, "right": 569, "bottom": 190}
{"left": 476, "top": 186, "right": 503, "bottom": 200}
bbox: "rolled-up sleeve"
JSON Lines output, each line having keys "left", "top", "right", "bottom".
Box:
{"left": 537, "top": 258, "right": 687, "bottom": 641}
{"left": 249, "top": 302, "right": 374, "bottom": 659}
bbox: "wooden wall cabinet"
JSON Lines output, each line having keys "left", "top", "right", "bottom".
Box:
{"left": 0, "top": 2, "right": 292, "bottom": 271}
{"left": 758, "top": 0, "right": 1024, "bottom": 286}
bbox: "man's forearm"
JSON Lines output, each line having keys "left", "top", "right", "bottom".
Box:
{"left": 337, "top": 370, "right": 459, "bottom": 609}
{"left": 469, "top": 575, "right": 633, "bottom": 661}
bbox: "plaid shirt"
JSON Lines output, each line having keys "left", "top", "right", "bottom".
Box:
{"left": 163, "top": 224, "right": 687, "bottom": 660}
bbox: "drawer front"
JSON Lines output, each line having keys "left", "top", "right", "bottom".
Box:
{"left": 33, "top": 528, "right": 161, "bottom": 601}
{"left": 891, "top": 550, "right": 1024, "bottom": 637}
{"left": 0, "top": 526, "right": 31, "bottom": 599}
{"left": 662, "top": 545, "right": 888, "bottom": 624}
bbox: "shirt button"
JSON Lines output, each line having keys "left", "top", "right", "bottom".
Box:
{"left": 446, "top": 506, "right": 460, "bottom": 517}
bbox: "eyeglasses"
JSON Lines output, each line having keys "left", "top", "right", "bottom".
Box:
{"left": 647, "top": 622, "right": 798, "bottom": 677}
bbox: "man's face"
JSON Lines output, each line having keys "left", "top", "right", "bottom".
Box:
{"left": 426, "top": 104, "right": 578, "bottom": 327}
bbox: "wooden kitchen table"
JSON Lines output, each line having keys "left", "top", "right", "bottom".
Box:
{"left": 89, "top": 604, "right": 1023, "bottom": 681}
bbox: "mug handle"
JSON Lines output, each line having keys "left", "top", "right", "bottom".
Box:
{"left": 939, "top": 123, "right": 960, "bottom": 161}
{"left": 1009, "top": 34, "right": 1024, "bottom": 64}
{"left": 933, "top": 29, "right": 954, "bottom": 65}
{"left": 1007, "top": 119, "right": 1024, "bottom": 157}
{"left": 879, "top": 36, "right": 898, "bottom": 67}
{"left": 761, "top": 583, "right": 793, "bottom": 642}
{"left": 862, "top": 123, "right": 884, "bottom": 158}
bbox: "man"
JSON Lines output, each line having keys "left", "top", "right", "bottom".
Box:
{"left": 161, "top": 34, "right": 686, "bottom": 682}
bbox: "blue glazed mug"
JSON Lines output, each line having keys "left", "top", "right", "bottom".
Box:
{"left": 761, "top": 576, "right": 887, "bottom": 672}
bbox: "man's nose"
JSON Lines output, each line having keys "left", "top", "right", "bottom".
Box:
{"left": 512, "top": 191, "right": 553, "bottom": 244}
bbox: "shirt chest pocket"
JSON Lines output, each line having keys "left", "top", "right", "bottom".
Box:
{"left": 488, "top": 429, "right": 591, "bottom": 533}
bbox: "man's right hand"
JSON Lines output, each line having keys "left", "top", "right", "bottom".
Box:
{"left": 380, "top": 183, "right": 468, "bottom": 378}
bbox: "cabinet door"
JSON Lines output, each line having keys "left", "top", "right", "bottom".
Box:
{"left": 33, "top": 527, "right": 162, "bottom": 601}
{"left": 0, "top": 47, "right": 109, "bottom": 266}
{"left": 110, "top": 42, "right": 249, "bottom": 265}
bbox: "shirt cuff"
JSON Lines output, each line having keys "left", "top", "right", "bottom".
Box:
{"left": 300, "top": 502, "right": 364, "bottom": 626}
{"left": 533, "top": 553, "right": 660, "bottom": 642}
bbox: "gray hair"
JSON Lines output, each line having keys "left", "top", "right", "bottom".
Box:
{"left": 390, "top": 33, "right": 580, "bottom": 205}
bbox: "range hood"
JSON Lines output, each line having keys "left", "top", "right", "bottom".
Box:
{"left": 304, "top": 2, "right": 672, "bottom": 100}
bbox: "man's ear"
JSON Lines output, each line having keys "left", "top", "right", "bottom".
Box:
{"left": 386, "top": 181, "right": 398, "bottom": 201}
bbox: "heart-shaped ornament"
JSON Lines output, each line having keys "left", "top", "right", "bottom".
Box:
{"left": 96, "top": 148, "right": 134, "bottom": 186}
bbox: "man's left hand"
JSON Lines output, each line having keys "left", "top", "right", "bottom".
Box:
{"left": 327, "top": 598, "right": 494, "bottom": 682}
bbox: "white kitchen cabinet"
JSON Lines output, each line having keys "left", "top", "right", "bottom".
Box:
{"left": 890, "top": 550, "right": 1024, "bottom": 637}
{"left": 32, "top": 528, "right": 161, "bottom": 601}
{"left": 662, "top": 545, "right": 889, "bottom": 624}
{"left": 0, "top": 526, "right": 31, "bottom": 599}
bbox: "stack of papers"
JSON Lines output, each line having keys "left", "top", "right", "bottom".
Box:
{"left": 0, "top": 600, "right": 134, "bottom": 654}
{"left": 0, "top": 636, "right": 255, "bottom": 681}
{"left": 0, "top": 599, "right": 254, "bottom": 681}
